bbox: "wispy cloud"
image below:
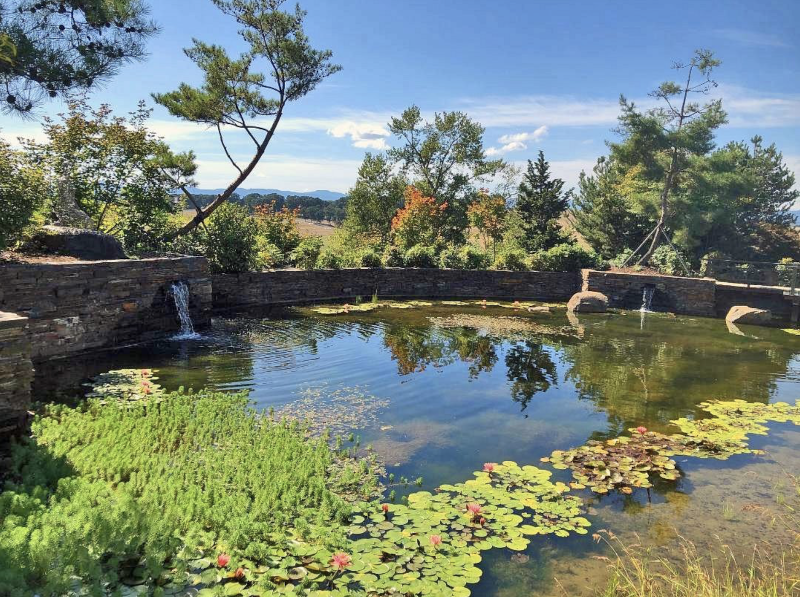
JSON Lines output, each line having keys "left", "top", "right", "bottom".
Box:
{"left": 712, "top": 28, "right": 790, "bottom": 48}
{"left": 718, "top": 85, "right": 800, "bottom": 128}
{"left": 458, "top": 95, "right": 621, "bottom": 128}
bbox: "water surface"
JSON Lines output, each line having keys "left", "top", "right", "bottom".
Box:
{"left": 36, "top": 303, "right": 800, "bottom": 596}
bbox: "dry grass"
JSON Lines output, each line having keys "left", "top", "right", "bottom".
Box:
{"left": 593, "top": 473, "right": 800, "bottom": 597}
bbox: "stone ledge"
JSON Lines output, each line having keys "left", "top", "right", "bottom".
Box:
{"left": 0, "top": 311, "right": 28, "bottom": 330}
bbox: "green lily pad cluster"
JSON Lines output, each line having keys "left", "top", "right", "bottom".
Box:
{"left": 544, "top": 399, "right": 800, "bottom": 494}
{"left": 308, "top": 299, "right": 554, "bottom": 317}
{"left": 85, "top": 368, "right": 164, "bottom": 403}
{"left": 543, "top": 431, "right": 682, "bottom": 494}
{"left": 671, "top": 399, "right": 800, "bottom": 458}
{"left": 325, "top": 461, "right": 588, "bottom": 596}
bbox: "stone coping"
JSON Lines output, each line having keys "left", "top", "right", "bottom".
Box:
{"left": 0, "top": 311, "right": 28, "bottom": 330}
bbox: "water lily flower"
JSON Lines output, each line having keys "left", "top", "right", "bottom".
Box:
{"left": 234, "top": 567, "right": 245, "bottom": 579}
{"left": 466, "top": 503, "right": 482, "bottom": 515}
{"left": 217, "top": 553, "right": 230, "bottom": 567}
{"left": 330, "top": 552, "right": 352, "bottom": 570}
{"left": 381, "top": 503, "right": 389, "bottom": 514}
{"left": 429, "top": 534, "right": 442, "bottom": 547}
{"left": 479, "top": 517, "right": 486, "bottom": 526}
{"left": 483, "top": 462, "right": 496, "bottom": 473}
{"left": 636, "top": 426, "right": 647, "bottom": 435}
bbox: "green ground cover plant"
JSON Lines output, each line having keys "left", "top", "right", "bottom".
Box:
{"left": 2, "top": 362, "right": 798, "bottom": 596}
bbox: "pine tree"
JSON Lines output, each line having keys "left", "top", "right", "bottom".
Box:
{"left": 515, "top": 151, "right": 570, "bottom": 252}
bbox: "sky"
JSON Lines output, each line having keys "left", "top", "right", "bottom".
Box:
{"left": 1, "top": 0, "right": 799, "bottom": 196}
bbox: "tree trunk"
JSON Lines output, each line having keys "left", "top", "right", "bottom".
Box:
{"left": 161, "top": 106, "right": 284, "bottom": 242}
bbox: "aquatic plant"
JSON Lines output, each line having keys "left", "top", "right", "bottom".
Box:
{"left": 84, "top": 368, "right": 164, "bottom": 403}
{"left": 545, "top": 400, "right": 800, "bottom": 494}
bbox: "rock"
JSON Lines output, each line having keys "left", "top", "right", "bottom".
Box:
{"left": 567, "top": 291, "right": 608, "bottom": 313}
{"left": 725, "top": 305, "right": 773, "bottom": 327}
{"left": 25, "top": 226, "right": 127, "bottom": 261}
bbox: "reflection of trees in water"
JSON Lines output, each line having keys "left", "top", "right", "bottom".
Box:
{"left": 381, "top": 323, "right": 566, "bottom": 411}
{"left": 561, "top": 316, "right": 798, "bottom": 435}
{"left": 381, "top": 324, "right": 498, "bottom": 376}
{"left": 505, "top": 341, "right": 558, "bottom": 411}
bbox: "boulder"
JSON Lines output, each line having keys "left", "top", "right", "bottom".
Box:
{"left": 25, "top": 225, "right": 127, "bottom": 261}
{"left": 567, "top": 291, "right": 608, "bottom": 313}
{"left": 725, "top": 305, "right": 772, "bottom": 327}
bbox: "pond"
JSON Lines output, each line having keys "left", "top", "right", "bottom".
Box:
{"left": 35, "top": 302, "right": 800, "bottom": 596}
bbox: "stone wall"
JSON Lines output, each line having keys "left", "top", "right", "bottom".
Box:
{"left": 582, "top": 270, "right": 717, "bottom": 317}
{"left": 213, "top": 268, "right": 582, "bottom": 310}
{"left": 0, "top": 257, "right": 212, "bottom": 361}
{"left": 0, "top": 312, "right": 33, "bottom": 436}
{"left": 715, "top": 282, "right": 797, "bottom": 323}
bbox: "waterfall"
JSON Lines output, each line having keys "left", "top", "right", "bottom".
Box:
{"left": 170, "top": 282, "right": 201, "bottom": 340}
{"left": 640, "top": 286, "right": 655, "bottom": 313}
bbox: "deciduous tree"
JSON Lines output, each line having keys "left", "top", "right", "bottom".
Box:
{"left": 343, "top": 153, "right": 405, "bottom": 243}
{"left": 467, "top": 190, "right": 507, "bottom": 258}
{"left": 388, "top": 106, "right": 505, "bottom": 243}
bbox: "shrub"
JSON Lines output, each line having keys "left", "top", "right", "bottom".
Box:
{"left": 610, "top": 248, "right": 635, "bottom": 268}
{"left": 699, "top": 250, "right": 728, "bottom": 277}
{"left": 254, "top": 201, "right": 301, "bottom": 260}
{"left": 204, "top": 203, "right": 262, "bottom": 274}
{"left": 403, "top": 245, "right": 438, "bottom": 268}
{"left": 650, "top": 244, "right": 688, "bottom": 276}
{"left": 777, "top": 257, "right": 798, "bottom": 287}
{"left": 315, "top": 249, "right": 343, "bottom": 269}
{"left": 382, "top": 245, "right": 404, "bottom": 267}
{"left": 391, "top": 186, "right": 446, "bottom": 250}
{"left": 460, "top": 245, "right": 491, "bottom": 270}
{"left": 529, "top": 243, "right": 603, "bottom": 272}
{"left": 257, "top": 239, "right": 283, "bottom": 269}
{"left": 439, "top": 246, "right": 467, "bottom": 269}
{"left": 358, "top": 249, "right": 382, "bottom": 268}
{"left": 0, "top": 140, "right": 47, "bottom": 250}
{"left": 492, "top": 250, "right": 528, "bottom": 271}
{"left": 290, "top": 237, "right": 323, "bottom": 270}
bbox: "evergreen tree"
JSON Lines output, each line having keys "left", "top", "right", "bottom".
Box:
{"left": 0, "top": 0, "right": 156, "bottom": 114}
{"left": 153, "top": 0, "right": 340, "bottom": 240}
{"left": 515, "top": 151, "right": 570, "bottom": 252}
{"left": 571, "top": 157, "right": 651, "bottom": 258}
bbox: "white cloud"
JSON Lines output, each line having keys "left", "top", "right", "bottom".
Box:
{"left": 498, "top": 126, "right": 549, "bottom": 144}
{"left": 486, "top": 126, "right": 549, "bottom": 156}
{"left": 327, "top": 121, "right": 390, "bottom": 150}
{"left": 712, "top": 28, "right": 790, "bottom": 48}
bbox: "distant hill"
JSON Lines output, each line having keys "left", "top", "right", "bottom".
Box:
{"left": 190, "top": 188, "right": 345, "bottom": 202}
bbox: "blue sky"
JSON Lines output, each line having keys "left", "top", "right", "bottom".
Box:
{"left": 2, "top": 0, "right": 799, "bottom": 195}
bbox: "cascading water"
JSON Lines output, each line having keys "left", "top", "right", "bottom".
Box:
{"left": 170, "top": 282, "right": 201, "bottom": 340}
{"left": 640, "top": 286, "right": 655, "bottom": 313}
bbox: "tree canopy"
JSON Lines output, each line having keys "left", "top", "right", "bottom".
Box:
{"left": 0, "top": 0, "right": 156, "bottom": 114}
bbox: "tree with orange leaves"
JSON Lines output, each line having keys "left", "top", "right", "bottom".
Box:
{"left": 391, "top": 186, "right": 447, "bottom": 250}
{"left": 467, "top": 190, "right": 507, "bottom": 259}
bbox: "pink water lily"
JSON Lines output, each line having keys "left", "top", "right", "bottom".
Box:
{"left": 429, "top": 534, "right": 442, "bottom": 547}
{"left": 217, "top": 553, "right": 230, "bottom": 567}
{"left": 330, "top": 552, "right": 352, "bottom": 570}
{"left": 483, "top": 462, "right": 496, "bottom": 473}
{"left": 381, "top": 503, "right": 390, "bottom": 514}
{"left": 636, "top": 426, "right": 647, "bottom": 435}
{"left": 466, "top": 503, "right": 482, "bottom": 515}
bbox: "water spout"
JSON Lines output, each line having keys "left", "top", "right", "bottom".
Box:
{"left": 640, "top": 286, "right": 655, "bottom": 313}
{"left": 170, "top": 282, "right": 201, "bottom": 340}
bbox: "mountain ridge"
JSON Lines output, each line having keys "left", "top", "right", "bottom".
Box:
{"left": 189, "top": 188, "right": 346, "bottom": 202}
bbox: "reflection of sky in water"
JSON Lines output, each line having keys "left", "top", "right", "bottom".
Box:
{"left": 35, "top": 305, "right": 800, "bottom": 597}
